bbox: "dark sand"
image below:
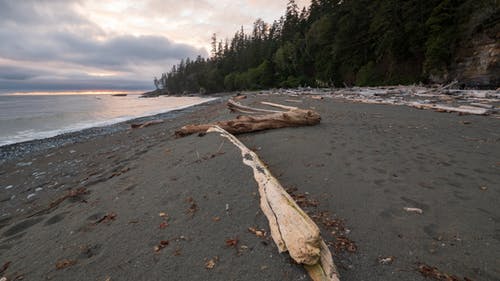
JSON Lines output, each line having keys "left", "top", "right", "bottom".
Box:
{"left": 1, "top": 94, "right": 499, "bottom": 280}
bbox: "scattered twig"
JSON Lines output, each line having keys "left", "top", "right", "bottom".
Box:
{"left": 94, "top": 212, "right": 117, "bottom": 224}
{"left": 55, "top": 259, "right": 77, "bottom": 270}
{"left": 186, "top": 197, "right": 198, "bottom": 217}
{"left": 154, "top": 240, "right": 170, "bottom": 253}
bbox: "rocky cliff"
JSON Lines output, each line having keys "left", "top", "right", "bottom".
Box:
{"left": 450, "top": 14, "right": 499, "bottom": 88}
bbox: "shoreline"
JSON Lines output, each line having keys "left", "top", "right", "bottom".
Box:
{"left": 0, "top": 97, "right": 222, "bottom": 164}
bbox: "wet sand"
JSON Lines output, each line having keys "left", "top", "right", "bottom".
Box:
{"left": 0, "top": 93, "right": 499, "bottom": 280}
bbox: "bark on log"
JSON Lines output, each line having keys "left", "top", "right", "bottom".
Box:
{"left": 207, "top": 126, "right": 340, "bottom": 281}
{"left": 175, "top": 99, "right": 320, "bottom": 137}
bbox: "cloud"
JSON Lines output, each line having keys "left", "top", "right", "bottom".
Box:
{"left": 0, "top": 0, "right": 309, "bottom": 92}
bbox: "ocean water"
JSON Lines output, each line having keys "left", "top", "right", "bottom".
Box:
{"left": 0, "top": 93, "right": 215, "bottom": 147}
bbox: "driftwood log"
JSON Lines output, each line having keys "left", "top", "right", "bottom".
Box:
{"left": 130, "top": 119, "right": 164, "bottom": 129}
{"left": 175, "top": 99, "right": 321, "bottom": 137}
{"left": 208, "top": 126, "right": 340, "bottom": 281}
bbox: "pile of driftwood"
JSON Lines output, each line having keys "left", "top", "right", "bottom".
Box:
{"left": 267, "top": 84, "right": 499, "bottom": 116}
{"left": 177, "top": 98, "right": 339, "bottom": 281}
{"left": 332, "top": 84, "right": 500, "bottom": 116}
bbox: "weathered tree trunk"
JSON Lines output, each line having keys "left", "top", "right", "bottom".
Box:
{"left": 175, "top": 99, "right": 321, "bottom": 137}
{"left": 208, "top": 126, "right": 340, "bottom": 281}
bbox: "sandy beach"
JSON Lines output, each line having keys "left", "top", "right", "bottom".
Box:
{"left": 1, "top": 93, "right": 499, "bottom": 280}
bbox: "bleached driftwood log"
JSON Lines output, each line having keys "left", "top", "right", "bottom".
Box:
{"left": 408, "top": 102, "right": 492, "bottom": 115}
{"left": 208, "top": 126, "right": 340, "bottom": 281}
{"left": 175, "top": 99, "right": 321, "bottom": 137}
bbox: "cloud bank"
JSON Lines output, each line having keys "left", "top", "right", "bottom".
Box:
{"left": 0, "top": 0, "right": 309, "bottom": 92}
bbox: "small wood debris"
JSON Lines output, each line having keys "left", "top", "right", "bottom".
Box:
{"left": 95, "top": 212, "right": 117, "bottom": 224}
{"left": 248, "top": 227, "right": 266, "bottom": 238}
{"left": 286, "top": 187, "right": 319, "bottom": 208}
{"left": 334, "top": 236, "right": 357, "bottom": 253}
{"left": 173, "top": 247, "right": 182, "bottom": 256}
{"left": 378, "top": 256, "right": 395, "bottom": 265}
{"left": 233, "top": 95, "right": 247, "bottom": 100}
{"left": 0, "top": 261, "right": 11, "bottom": 274}
{"left": 186, "top": 197, "right": 198, "bottom": 216}
{"left": 417, "top": 264, "right": 466, "bottom": 281}
{"left": 130, "top": 119, "right": 164, "bottom": 129}
{"left": 55, "top": 259, "right": 77, "bottom": 270}
{"left": 204, "top": 256, "right": 219, "bottom": 269}
{"left": 154, "top": 240, "right": 170, "bottom": 252}
{"left": 225, "top": 238, "right": 239, "bottom": 247}
{"left": 403, "top": 207, "right": 423, "bottom": 214}
{"left": 108, "top": 167, "right": 130, "bottom": 179}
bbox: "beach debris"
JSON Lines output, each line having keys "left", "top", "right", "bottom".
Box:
{"left": 0, "top": 261, "right": 11, "bottom": 275}
{"left": 311, "top": 95, "right": 324, "bottom": 100}
{"left": 417, "top": 264, "right": 466, "bottom": 281}
{"left": 212, "top": 216, "right": 221, "bottom": 222}
{"left": 479, "top": 186, "right": 488, "bottom": 191}
{"left": 377, "top": 256, "right": 395, "bottom": 265}
{"left": 159, "top": 212, "right": 168, "bottom": 218}
{"left": 286, "top": 187, "right": 319, "bottom": 208}
{"left": 186, "top": 197, "right": 198, "bottom": 216}
{"left": 173, "top": 247, "right": 182, "bottom": 256}
{"left": 175, "top": 99, "right": 321, "bottom": 137}
{"left": 26, "top": 193, "right": 36, "bottom": 200}
{"left": 159, "top": 221, "right": 169, "bottom": 229}
{"left": 248, "top": 227, "right": 267, "bottom": 238}
{"left": 208, "top": 126, "right": 339, "bottom": 281}
{"left": 55, "top": 259, "right": 77, "bottom": 270}
{"left": 326, "top": 85, "right": 499, "bottom": 116}
{"left": 94, "top": 212, "right": 117, "bottom": 224}
{"left": 0, "top": 277, "right": 6, "bottom": 281}
{"left": 130, "top": 119, "right": 164, "bottom": 129}
{"left": 334, "top": 236, "right": 357, "bottom": 253}
{"left": 154, "top": 240, "right": 170, "bottom": 253}
{"left": 225, "top": 238, "right": 239, "bottom": 247}
{"left": 233, "top": 94, "right": 247, "bottom": 100}
{"left": 16, "top": 162, "right": 32, "bottom": 167}
{"left": 4, "top": 185, "right": 13, "bottom": 190}
{"left": 403, "top": 207, "right": 423, "bottom": 214}
{"left": 204, "top": 256, "right": 219, "bottom": 269}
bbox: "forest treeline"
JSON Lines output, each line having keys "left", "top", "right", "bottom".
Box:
{"left": 154, "top": 0, "right": 499, "bottom": 94}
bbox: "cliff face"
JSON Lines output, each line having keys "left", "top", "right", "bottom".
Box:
{"left": 450, "top": 23, "right": 499, "bottom": 88}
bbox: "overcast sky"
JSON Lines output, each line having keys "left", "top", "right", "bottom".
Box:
{"left": 0, "top": 0, "right": 310, "bottom": 92}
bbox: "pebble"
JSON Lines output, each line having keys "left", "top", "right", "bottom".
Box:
{"left": 27, "top": 193, "right": 36, "bottom": 200}
{"left": 4, "top": 185, "right": 13, "bottom": 190}
{"left": 69, "top": 150, "right": 76, "bottom": 154}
